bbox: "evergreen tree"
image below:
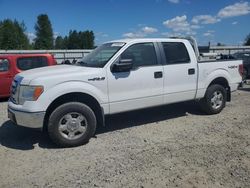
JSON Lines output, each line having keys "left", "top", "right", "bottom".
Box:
{"left": 34, "top": 14, "right": 54, "bottom": 49}
{"left": 54, "top": 30, "right": 95, "bottom": 49}
{"left": 67, "top": 30, "right": 81, "bottom": 49}
{"left": 55, "top": 36, "right": 66, "bottom": 49}
{"left": 86, "top": 30, "right": 95, "bottom": 49}
{"left": 81, "top": 30, "right": 95, "bottom": 49}
{"left": 244, "top": 33, "right": 250, "bottom": 46}
{"left": 63, "top": 36, "right": 68, "bottom": 49}
{"left": 14, "top": 20, "right": 30, "bottom": 49}
{"left": 0, "top": 19, "right": 29, "bottom": 50}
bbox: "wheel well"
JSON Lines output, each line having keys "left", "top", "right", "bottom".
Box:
{"left": 208, "top": 77, "right": 231, "bottom": 102}
{"left": 43, "top": 92, "right": 104, "bottom": 131}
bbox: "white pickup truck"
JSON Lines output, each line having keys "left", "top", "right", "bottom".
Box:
{"left": 8, "top": 38, "right": 243, "bottom": 147}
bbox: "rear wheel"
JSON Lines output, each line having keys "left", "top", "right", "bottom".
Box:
{"left": 48, "top": 102, "right": 96, "bottom": 147}
{"left": 200, "top": 84, "right": 226, "bottom": 115}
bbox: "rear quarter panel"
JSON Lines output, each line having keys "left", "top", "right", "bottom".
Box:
{"left": 196, "top": 60, "right": 242, "bottom": 99}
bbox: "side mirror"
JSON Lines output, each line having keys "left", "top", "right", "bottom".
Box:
{"left": 111, "top": 59, "right": 133, "bottom": 73}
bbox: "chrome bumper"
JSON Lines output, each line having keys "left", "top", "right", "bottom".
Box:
{"left": 8, "top": 107, "right": 45, "bottom": 129}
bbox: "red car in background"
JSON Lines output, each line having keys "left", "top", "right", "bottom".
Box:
{"left": 0, "top": 54, "right": 57, "bottom": 98}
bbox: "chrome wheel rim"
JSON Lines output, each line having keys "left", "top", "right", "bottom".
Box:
{"left": 210, "top": 91, "right": 223, "bottom": 110}
{"left": 58, "top": 112, "right": 87, "bottom": 140}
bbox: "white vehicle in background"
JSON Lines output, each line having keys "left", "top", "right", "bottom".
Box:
{"left": 8, "top": 37, "right": 243, "bottom": 147}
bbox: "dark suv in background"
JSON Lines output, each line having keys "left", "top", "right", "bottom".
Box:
{"left": 233, "top": 52, "right": 250, "bottom": 80}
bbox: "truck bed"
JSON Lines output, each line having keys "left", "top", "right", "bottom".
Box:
{"left": 196, "top": 59, "right": 242, "bottom": 99}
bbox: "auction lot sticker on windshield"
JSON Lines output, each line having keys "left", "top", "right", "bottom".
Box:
{"left": 111, "top": 43, "right": 125, "bottom": 47}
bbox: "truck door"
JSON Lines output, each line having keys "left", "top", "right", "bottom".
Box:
{"left": 107, "top": 42, "right": 164, "bottom": 114}
{"left": 0, "top": 58, "right": 13, "bottom": 97}
{"left": 160, "top": 42, "right": 197, "bottom": 104}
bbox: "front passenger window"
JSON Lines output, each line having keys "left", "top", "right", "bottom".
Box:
{"left": 0, "top": 59, "right": 9, "bottom": 72}
{"left": 120, "top": 43, "right": 158, "bottom": 68}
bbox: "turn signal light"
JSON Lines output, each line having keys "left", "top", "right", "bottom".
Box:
{"left": 33, "top": 86, "right": 44, "bottom": 100}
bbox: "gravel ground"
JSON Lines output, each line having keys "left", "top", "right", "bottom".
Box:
{"left": 0, "top": 86, "right": 250, "bottom": 188}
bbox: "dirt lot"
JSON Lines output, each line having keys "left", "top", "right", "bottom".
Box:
{"left": 0, "top": 86, "right": 250, "bottom": 188}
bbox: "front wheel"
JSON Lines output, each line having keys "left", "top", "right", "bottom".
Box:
{"left": 199, "top": 84, "right": 227, "bottom": 115}
{"left": 48, "top": 102, "right": 96, "bottom": 147}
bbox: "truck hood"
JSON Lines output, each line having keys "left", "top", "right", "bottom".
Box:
{"left": 18, "top": 65, "right": 103, "bottom": 85}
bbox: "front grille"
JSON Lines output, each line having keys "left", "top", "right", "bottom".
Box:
{"left": 10, "top": 76, "right": 23, "bottom": 104}
{"left": 11, "top": 80, "right": 18, "bottom": 95}
{"left": 10, "top": 80, "right": 18, "bottom": 104}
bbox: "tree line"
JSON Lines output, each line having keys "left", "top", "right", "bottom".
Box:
{"left": 0, "top": 14, "right": 95, "bottom": 50}
{"left": 55, "top": 30, "right": 94, "bottom": 49}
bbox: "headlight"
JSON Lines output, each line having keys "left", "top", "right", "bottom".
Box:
{"left": 19, "top": 85, "right": 44, "bottom": 104}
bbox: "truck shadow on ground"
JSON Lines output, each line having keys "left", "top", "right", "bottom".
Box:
{"left": 0, "top": 101, "right": 203, "bottom": 150}
{"left": 239, "top": 87, "right": 250, "bottom": 92}
{"left": 96, "top": 101, "right": 203, "bottom": 134}
{"left": 239, "top": 81, "right": 250, "bottom": 92}
{"left": 0, "top": 97, "right": 9, "bottom": 103}
{"left": 0, "top": 121, "right": 50, "bottom": 150}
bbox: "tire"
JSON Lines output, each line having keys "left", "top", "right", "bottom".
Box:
{"left": 199, "top": 84, "right": 227, "bottom": 115}
{"left": 48, "top": 102, "right": 96, "bottom": 147}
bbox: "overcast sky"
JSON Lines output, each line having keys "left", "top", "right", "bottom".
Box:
{"left": 0, "top": 0, "right": 250, "bottom": 45}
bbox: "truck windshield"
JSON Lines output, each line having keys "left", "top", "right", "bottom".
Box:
{"left": 77, "top": 42, "right": 125, "bottom": 68}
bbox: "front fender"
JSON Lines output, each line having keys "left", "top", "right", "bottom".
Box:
{"left": 23, "top": 81, "right": 108, "bottom": 112}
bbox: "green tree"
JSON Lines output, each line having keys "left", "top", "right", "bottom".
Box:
{"left": 14, "top": 20, "right": 30, "bottom": 49}
{"left": 244, "top": 33, "right": 250, "bottom": 46}
{"left": 55, "top": 36, "right": 67, "bottom": 49}
{"left": 55, "top": 29, "right": 95, "bottom": 49}
{"left": 81, "top": 30, "right": 95, "bottom": 49}
{"left": 87, "top": 30, "right": 95, "bottom": 49}
{"left": 63, "top": 36, "right": 68, "bottom": 49}
{"left": 0, "top": 19, "right": 29, "bottom": 50}
{"left": 67, "top": 30, "right": 81, "bottom": 49}
{"left": 34, "top": 14, "right": 54, "bottom": 49}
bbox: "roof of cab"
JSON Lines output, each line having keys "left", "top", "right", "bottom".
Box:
{"left": 108, "top": 38, "right": 189, "bottom": 44}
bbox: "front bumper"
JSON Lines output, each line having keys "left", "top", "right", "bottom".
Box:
{"left": 8, "top": 107, "right": 45, "bottom": 129}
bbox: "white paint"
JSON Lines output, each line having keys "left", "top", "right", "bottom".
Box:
{"left": 8, "top": 38, "right": 243, "bottom": 121}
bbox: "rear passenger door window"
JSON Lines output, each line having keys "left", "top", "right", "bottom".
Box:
{"left": 17, "top": 56, "right": 48, "bottom": 70}
{"left": 0, "top": 59, "right": 10, "bottom": 72}
{"left": 120, "top": 43, "right": 158, "bottom": 68}
{"left": 162, "top": 42, "right": 190, "bottom": 64}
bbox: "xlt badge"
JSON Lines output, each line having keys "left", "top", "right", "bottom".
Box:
{"left": 88, "top": 77, "right": 105, "bottom": 81}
